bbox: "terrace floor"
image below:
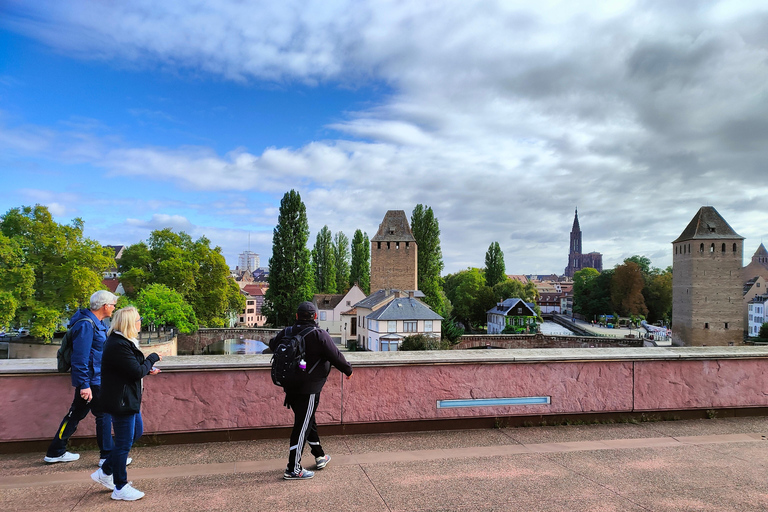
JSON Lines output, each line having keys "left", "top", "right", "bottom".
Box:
{"left": 2, "top": 416, "right": 767, "bottom": 511}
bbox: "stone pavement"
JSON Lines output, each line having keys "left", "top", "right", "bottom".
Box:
{"left": 2, "top": 416, "right": 767, "bottom": 511}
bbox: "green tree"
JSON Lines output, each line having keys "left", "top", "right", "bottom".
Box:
{"left": 611, "top": 261, "right": 648, "bottom": 317}
{"left": 0, "top": 205, "right": 114, "bottom": 339}
{"left": 759, "top": 323, "right": 768, "bottom": 340}
{"left": 350, "top": 229, "right": 370, "bottom": 294}
{"left": 411, "top": 205, "right": 445, "bottom": 315}
{"left": 444, "top": 268, "right": 486, "bottom": 330}
{"left": 311, "top": 225, "right": 336, "bottom": 294}
{"left": 264, "top": 190, "right": 314, "bottom": 326}
{"left": 135, "top": 283, "right": 198, "bottom": 334}
{"left": 441, "top": 317, "right": 464, "bottom": 344}
{"left": 333, "top": 231, "right": 350, "bottom": 294}
{"left": 118, "top": 229, "right": 243, "bottom": 328}
{"left": 400, "top": 333, "right": 445, "bottom": 351}
{"left": 484, "top": 242, "right": 506, "bottom": 288}
{"left": 573, "top": 267, "right": 613, "bottom": 320}
{"left": 644, "top": 269, "right": 673, "bottom": 324}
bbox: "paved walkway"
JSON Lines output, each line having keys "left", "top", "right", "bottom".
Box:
{"left": 2, "top": 417, "right": 767, "bottom": 511}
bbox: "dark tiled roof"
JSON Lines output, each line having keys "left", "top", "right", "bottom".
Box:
{"left": 487, "top": 298, "right": 536, "bottom": 316}
{"left": 355, "top": 289, "right": 398, "bottom": 309}
{"left": 313, "top": 293, "right": 344, "bottom": 310}
{"left": 673, "top": 206, "right": 743, "bottom": 242}
{"left": 371, "top": 210, "right": 416, "bottom": 242}
{"left": 367, "top": 298, "right": 443, "bottom": 321}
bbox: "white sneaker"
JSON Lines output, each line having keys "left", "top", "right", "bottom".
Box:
{"left": 90, "top": 468, "right": 115, "bottom": 490}
{"left": 111, "top": 483, "right": 145, "bottom": 501}
{"left": 99, "top": 457, "right": 132, "bottom": 467}
{"left": 43, "top": 452, "right": 80, "bottom": 463}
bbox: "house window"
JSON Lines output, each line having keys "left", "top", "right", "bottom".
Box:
{"left": 388, "top": 321, "right": 397, "bottom": 333}
{"left": 319, "top": 311, "right": 327, "bottom": 321}
{"left": 424, "top": 321, "right": 433, "bottom": 332}
{"left": 381, "top": 341, "right": 398, "bottom": 351}
{"left": 346, "top": 301, "right": 351, "bottom": 306}
{"left": 247, "top": 309, "right": 254, "bottom": 313}
{"left": 403, "top": 321, "right": 417, "bottom": 332}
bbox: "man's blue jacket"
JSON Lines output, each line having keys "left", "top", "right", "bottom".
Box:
{"left": 68, "top": 308, "right": 108, "bottom": 389}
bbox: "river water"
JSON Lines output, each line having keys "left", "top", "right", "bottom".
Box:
{"left": 538, "top": 320, "right": 576, "bottom": 336}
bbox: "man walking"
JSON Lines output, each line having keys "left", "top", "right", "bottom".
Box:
{"left": 44, "top": 290, "right": 118, "bottom": 463}
{"left": 269, "top": 301, "right": 353, "bottom": 480}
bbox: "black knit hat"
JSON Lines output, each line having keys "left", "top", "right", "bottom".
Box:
{"left": 297, "top": 301, "right": 317, "bottom": 319}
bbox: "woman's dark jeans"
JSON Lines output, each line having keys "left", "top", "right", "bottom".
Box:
{"left": 101, "top": 412, "right": 143, "bottom": 490}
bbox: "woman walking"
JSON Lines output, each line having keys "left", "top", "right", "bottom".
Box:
{"left": 90, "top": 306, "right": 161, "bottom": 501}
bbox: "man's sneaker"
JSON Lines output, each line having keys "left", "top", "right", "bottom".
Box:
{"left": 283, "top": 468, "right": 315, "bottom": 480}
{"left": 99, "top": 457, "right": 132, "bottom": 467}
{"left": 315, "top": 454, "right": 331, "bottom": 469}
{"left": 111, "top": 483, "right": 145, "bottom": 501}
{"left": 90, "top": 468, "right": 115, "bottom": 490}
{"left": 43, "top": 452, "right": 80, "bottom": 463}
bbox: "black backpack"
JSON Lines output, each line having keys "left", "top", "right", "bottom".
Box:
{"left": 270, "top": 326, "right": 319, "bottom": 388}
{"left": 56, "top": 317, "right": 95, "bottom": 373}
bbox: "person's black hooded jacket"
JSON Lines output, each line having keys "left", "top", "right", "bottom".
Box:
{"left": 269, "top": 319, "right": 352, "bottom": 395}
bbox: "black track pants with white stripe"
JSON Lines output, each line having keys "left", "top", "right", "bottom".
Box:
{"left": 286, "top": 392, "right": 325, "bottom": 474}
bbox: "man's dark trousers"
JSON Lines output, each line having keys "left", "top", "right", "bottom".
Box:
{"left": 286, "top": 392, "right": 325, "bottom": 474}
{"left": 46, "top": 385, "right": 106, "bottom": 458}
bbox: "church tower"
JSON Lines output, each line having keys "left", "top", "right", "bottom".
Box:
{"left": 564, "top": 209, "right": 582, "bottom": 277}
{"left": 672, "top": 206, "right": 744, "bottom": 346}
{"left": 370, "top": 210, "right": 418, "bottom": 292}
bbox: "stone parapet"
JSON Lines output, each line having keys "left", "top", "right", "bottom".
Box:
{"left": 2, "top": 347, "right": 767, "bottom": 445}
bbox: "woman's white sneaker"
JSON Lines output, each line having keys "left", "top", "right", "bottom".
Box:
{"left": 90, "top": 468, "right": 115, "bottom": 490}
{"left": 111, "top": 483, "right": 145, "bottom": 501}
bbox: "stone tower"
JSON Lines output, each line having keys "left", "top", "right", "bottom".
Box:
{"left": 370, "top": 210, "right": 417, "bottom": 292}
{"left": 672, "top": 206, "right": 744, "bottom": 346}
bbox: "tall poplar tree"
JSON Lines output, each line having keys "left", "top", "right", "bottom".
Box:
{"left": 484, "top": 241, "right": 506, "bottom": 288}
{"left": 411, "top": 204, "right": 445, "bottom": 315}
{"left": 264, "top": 190, "right": 314, "bottom": 326}
{"left": 311, "top": 225, "right": 336, "bottom": 294}
{"left": 349, "top": 229, "right": 370, "bottom": 295}
{"left": 333, "top": 231, "right": 350, "bottom": 294}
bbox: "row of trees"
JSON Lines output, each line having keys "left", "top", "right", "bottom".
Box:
{"left": 118, "top": 229, "right": 245, "bottom": 332}
{"left": 0, "top": 205, "right": 245, "bottom": 337}
{"left": 573, "top": 256, "right": 672, "bottom": 324}
{"left": 264, "top": 190, "right": 372, "bottom": 326}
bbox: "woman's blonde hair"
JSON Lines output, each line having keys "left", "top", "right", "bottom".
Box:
{"left": 109, "top": 306, "right": 140, "bottom": 340}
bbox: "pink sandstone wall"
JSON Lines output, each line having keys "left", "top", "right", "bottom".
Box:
{"left": 634, "top": 359, "right": 768, "bottom": 410}
{"left": 2, "top": 356, "right": 768, "bottom": 443}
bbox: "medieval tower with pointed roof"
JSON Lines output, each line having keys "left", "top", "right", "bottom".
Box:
{"left": 370, "top": 210, "right": 418, "bottom": 292}
{"left": 672, "top": 206, "right": 744, "bottom": 346}
{"left": 742, "top": 243, "right": 768, "bottom": 283}
{"left": 564, "top": 209, "right": 602, "bottom": 277}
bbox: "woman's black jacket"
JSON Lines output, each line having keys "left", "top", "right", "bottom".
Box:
{"left": 100, "top": 332, "right": 159, "bottom": 416}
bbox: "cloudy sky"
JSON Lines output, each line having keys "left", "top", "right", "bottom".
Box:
{"left": 1, "top": 0, "right": 767, "bottom": 275}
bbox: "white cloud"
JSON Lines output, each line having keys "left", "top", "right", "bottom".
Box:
{"left": 3, "top": 1, "right": 768, "bottom": 273}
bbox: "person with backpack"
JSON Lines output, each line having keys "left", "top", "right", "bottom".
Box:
{"left": 269, "top": 301, "right": 353, "bottom": 480}
{"left": 44, "top": 290, "right": 118, "bottom": 464}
